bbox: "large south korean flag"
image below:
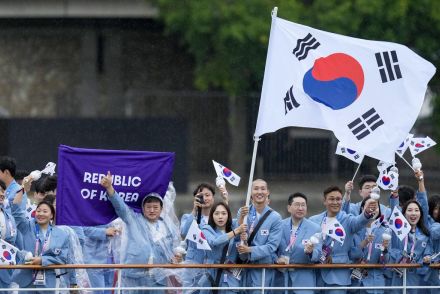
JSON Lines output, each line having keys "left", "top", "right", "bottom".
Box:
{"left": 254, "top": 14, "right": 436, "bottom": 163}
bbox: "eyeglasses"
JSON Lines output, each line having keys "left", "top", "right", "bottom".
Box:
{"left": 362, "top": 185, "right": 376, "bottom": 190}
{"left": 291, "top": 202, "right": 307, "bottom": 208}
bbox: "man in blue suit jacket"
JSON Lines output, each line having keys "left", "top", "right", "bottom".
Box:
{"left": 276, "top": 192, "right": 321, "bottom": 294}
{"left": 237, "top": 179, "right": 282, "bottom": 294}
{"left": 310, "top": 186, "right": 377, "bottom": 294}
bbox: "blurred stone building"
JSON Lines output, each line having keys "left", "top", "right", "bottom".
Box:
{"left": 0, "top": 0, "right": 438, "bottom": 205}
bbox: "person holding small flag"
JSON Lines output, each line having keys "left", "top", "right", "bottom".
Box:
{"left": 199, "top": 202, "right": 247, "bottom": 293}
{"left": 10, "top": 185, "right": 70, "bottom": 293}
{"left": 236, "top": 179, "right": 282, "bottom": 294}
{"left": 180, "top": 182, "right": 222, "bottom": 291}
{"left": 351, "top": 196, "right": 391, "bottom": 294}
{"left": 389, "top": 199, "right": 431, "bottom": 293}
{"left": 309, "top": 186, "right": 378, "bottom": 294}
{"left": 100, "top": 171, "right": 182, "bottom": 294}
{"left": 276, "top": 192, "right": 321, "bottom": 294}
{"left": 0, "top": 180, "right": 17, "bottom": 289}
{"left": 342, "top": 175, "right": 389, "bottom": 217}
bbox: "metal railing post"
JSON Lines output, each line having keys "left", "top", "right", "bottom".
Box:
{"left": 116, "top": 269, "right": 122, "bottom": 294}
{"left": 403, "top": 268, "right": 407, "bottom": 294}
{"left": 261, "top": 268, "right": 266, "bottom": 294}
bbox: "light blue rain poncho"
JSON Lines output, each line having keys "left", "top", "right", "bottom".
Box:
{"left": 108, "top": 182, "right": 182, "bottom": 294}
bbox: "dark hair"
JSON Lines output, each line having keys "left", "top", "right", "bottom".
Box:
{"left": 323, "top": 186, "right": 342, "bottom": 198}
{"left": 398, "top": 185, "right": 415, "bottom": 207}
{"left": 288, "top": 192, "right": 307, "bottom": 205}
{"left": 41, "top": 175, "right": 57, "bottom": 193}
{"left": 402, "top": 200, "right": 430, "bottom": 236}
{"left": 359, "top": 196, "right": 382, "bottom": 220}
{"left": 358, "top": 175, "right": 377, "bottom": 190}
{"left": 34, "top": 178, "right": 46, "bottom": 194}
{"left": 428, "top": 194, "right": 440, "bottom": 222}
{"left": 193, "top": 183, "right": 215, "bottom": 197}
{"left": 143, "top": 196, "right": 163, "bottom": 208}
{"left": 0, "top": 157, "right": 16, "bottom": 177}
{"left": 208, "top": 202, "right": 232, "bottom": 233}
{"left": 14, "top": 170, "right": 29, "bottom": 182}
{"left": 0, "top": 180, "right": 5, "bottom": 191}
{"left": 43, "top": 194, "right": 56, "bottom": 205}
{"left": 36, "top": 200, "right": 56, "bottom": 220}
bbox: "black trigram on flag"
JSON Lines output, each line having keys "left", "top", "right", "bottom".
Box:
{"left": 284, "top": 85, "right": 300, "bottom": 114}
{"left": 348, "top": 108, "right": 384, "bottom": 140}
{"left": 375, "top": 50, "right": 402, "bottom": 83}
{"left": 292, "top": 33, "right": 320, "bottom": 61}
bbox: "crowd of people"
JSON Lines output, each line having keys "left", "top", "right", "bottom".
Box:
{"left": 0, "top": 155, "right": 439, "bottom": 294}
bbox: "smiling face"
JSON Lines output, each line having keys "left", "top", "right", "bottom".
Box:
{"left": 405, "top": 202, "right": 421, "bottom": 227}
{"left": 323, "top": 190, "right": 343, "bottom": 217}
{"left": 251, "top": 179, "right": 270, "bottom": 206}
{"left": 35, "top": 203, "right": 54, "bottom": 225}
{"left": 213, "top": 204, "right": 229, "bottom": 230}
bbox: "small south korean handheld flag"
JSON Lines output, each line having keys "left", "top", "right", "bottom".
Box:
{"left": 367, "top": 214, "right": 385, "bottom": 235}
{"left": 185, "top": 220, "right": 211, "bottom": 250}
{"left": 377, "top": 167, "right": 399, "bottom": 191}
{"left": 335, "top": 142, "right": 364, "bottom": 164}
{"left": 25, "top": 200, "right": 37, "bottom": 221}
{"left": 324, "top": 217, "right": 346, "bottom": 245}
{"left": 408, "top": 136, "right": 437, "bottom": 157}
{"left": 395, "top": 134, "right": 414, "bottom": 157}
{"left": 0, "top": 239, "right": 18, "bottom": 265}
{"left": 212, "top": 160, "right": 241, "bottom": 186}
{"left": 388, "top": 206, "right": 411, "bottom": 241}
{"left": 377, "top": 161, "right": 393, "bottom": 173}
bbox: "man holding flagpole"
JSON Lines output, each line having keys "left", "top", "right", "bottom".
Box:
{"left": 310, "top": 186, "right": 378, "bottom": 294}
{"left": 236, "top": 179, "right": 282, "bottom": 293}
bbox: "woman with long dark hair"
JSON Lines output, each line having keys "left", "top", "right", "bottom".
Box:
{"left": 390, "top": 200, "right": 431, "bottom": 294}
{"left": 200, "top": 202, "right": 247, "bottom": 293}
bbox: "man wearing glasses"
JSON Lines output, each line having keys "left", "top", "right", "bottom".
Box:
{"left": 276, "top": 192, "right": 321, "bottom": 294}
{"left": 343, "top": 175, "right": 389, "bottom": 216}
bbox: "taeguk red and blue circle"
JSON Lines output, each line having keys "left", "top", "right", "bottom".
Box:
{"left": 303, "top": 53, "right": 364, "bottom": 110}
{"left": 382, "top": 176, "right": 391, "bottom": 185}
{"left": 222, "top": 168, "right": 232, "bottom": 177}
{"left": 394, "top": 218, "right": 403, "bottom": 229}
{"left": 3, "top": 251, "right": 11, "bottom": 260}
{"left": 335, "top": 228, "right": 344, "bottom": 236}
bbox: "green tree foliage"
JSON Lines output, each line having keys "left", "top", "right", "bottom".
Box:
{"left": 156, "top": 0, "right": 438, "bottom": 93}
{"left": 157, "top": 0, "right": 439, "bottom": 134}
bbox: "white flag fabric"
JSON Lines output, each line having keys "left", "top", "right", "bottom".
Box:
{"left": 185, "top": 220, "right": 211, "bottom": 250}
{"left": 0, "top": 239, "right": 18, "bottom": 265}
{"left": 324, "top": 217, "right": 346, "bottom": 245}
{"left": 377, "top": 168, "right": 399, "bottom": 190}
{"left": 25, "top": 199, "right": 37, "bottom": 221}
{"left": 376, "top": 161, "right": 393, "bottom": 173}
{"left": 388, "top": 206, "right": 411, "bottom": 241}
{"left": 408, "top": 136, "right": 437, "bottom": 157}
{"left": 395, "top": 134, "right": 414, "bottom": 157}
{"left": 366, "top": 214, "right": 386, "bottom": 235}
{"left": 212, "top": 160, "right": 241, "bottom": 186}
{"left": 254, "top": 16, "right": 436, "bottom": 163}
{"left": 335, "top": 142, "right": 364, "bottom": 164}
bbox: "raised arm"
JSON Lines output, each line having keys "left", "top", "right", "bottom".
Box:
{"left": 342, "top": 181, "right": 353, "bottom": 214}
{"left": 100, "top": 171, "right": 131, "bottom": 223}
